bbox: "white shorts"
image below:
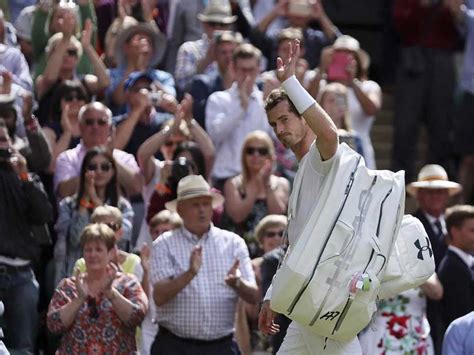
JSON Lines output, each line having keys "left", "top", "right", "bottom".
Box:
{"left": 277, "top": 322, "right": 362, "bottom": 355}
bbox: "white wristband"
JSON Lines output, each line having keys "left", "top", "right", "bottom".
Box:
{"left": 281, "top": 75, "right": 315, "bottom": 114}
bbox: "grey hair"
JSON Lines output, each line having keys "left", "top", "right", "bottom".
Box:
{"left": 78, "top": 102, "right": 113, "bottom": 125}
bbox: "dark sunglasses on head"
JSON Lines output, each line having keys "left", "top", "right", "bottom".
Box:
{"left": 264, "top": 230, "right": 284, "bottom": 238}
{"left": 87, "top": 162, "right": 112, "bottom": 172}
{"left": 88, "top": 297, "right": 99, "bottom": 319}
{"left": 84, "top": 118, "right": 109, "bottom": 127}
{"left": 66, "top": 48, "right": 78, "bottom": 57}
{"left": 245, "top": 147, "right": 269, "bottom": 156}
{"left": 106, "top": 222, "right": 121, "bottom": 231}
{"left": 64, "top": 93, "right": 86, "bottom": 102}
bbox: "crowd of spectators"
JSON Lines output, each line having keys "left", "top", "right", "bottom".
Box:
{"left": 0, "top": 0, "right": 473, "bottom": 354}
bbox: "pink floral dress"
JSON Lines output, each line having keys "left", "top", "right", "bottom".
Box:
{"left": 47, "top": 272, "right": 147, "bottom": 354}
{"left": 359, "top": 288, "right": 434, "bottom": 355}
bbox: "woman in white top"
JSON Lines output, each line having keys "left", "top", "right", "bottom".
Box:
{"left": 309, "top": 35, "right": 382, "bottom": 168}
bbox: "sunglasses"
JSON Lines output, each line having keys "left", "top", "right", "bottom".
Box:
{"left": 245, "top": 147, "right": 269, "bottom": 156}
{"left": 87, "top": 162, "right": 113, "bottom": 172}
{"left": 88, "top": 297, "right": 99, "bottom": 319}
{"left": 164, "top": 140, "right": 184, "bottom": 148}
{"left": 66, "top": 48, "right": 78, "bottom": 57}
{"left": 64, "top": 93, "right": 86, "bottom": 102}
{"left": 106, "top": 222, "right": 121, "bottom": 231}
{"left": 207, "top": 21, "right": 228, "bottom": 28}
{"left": 264, "top": 230, "right": 284, "bottom": 238}
{"left": 130, "top": 86, "right": 152, "bottom": 93}
{"left": 84, "top": 118, "right": 109, "bottom": 127}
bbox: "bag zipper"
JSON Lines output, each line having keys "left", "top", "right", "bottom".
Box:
{"left": 362, "top": 187, "right": 393, "bottom": 274}
{"left": 331, "top": 180, "right": 392, "bottom": 335}
{"left": 310, "top": 174, "right": 377, "bottom": 327}
{"left": 286, "top": 156, "right": 361, "bottom": 315}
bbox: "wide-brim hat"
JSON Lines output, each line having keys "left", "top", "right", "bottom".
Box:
{"left": 197, "top": 0, "right": 237, "bottom": 24}
{"left": 407, "top": 164, "right": 462, "bottom": 197}
{"left": 332, "top": 35, "right": 370, "bottom": 71}
{"left": 115, "top": 22, "right": 167, "bottom": 67}
{"left": 165, "top": 175, "right": 225, "bottom": 212}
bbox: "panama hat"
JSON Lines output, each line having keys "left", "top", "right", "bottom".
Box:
{"left": 197, "top": 0, "right": 237, "bottom": 24}
{"left": 114, "top": 22, "right": 167, "bottom": 67}
{"left": 332, "top": 35, "right": 370, "bottom": 71}
{"left": 407, "top": 164, "right": 462, "bottom": 197}
{"left": 165, "top": 175, "right": 224, "bottom": 212}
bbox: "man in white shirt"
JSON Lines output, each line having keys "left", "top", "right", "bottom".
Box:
{"left": 205, "top": 42, "right": 273, "bottom": 190}
{"left": 438, "top": 205, "right": 474, "bottom": 330}
{"left": 258, "top": 40, "right": 362, "bottom": 354}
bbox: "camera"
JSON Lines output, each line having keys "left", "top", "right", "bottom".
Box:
{"left": 0, "top": 148, "right": 12, "bottom": 160}
{"left": 149, "top": 91, "right": 163, "bottom": 107}
{"left": 288, "top": 0, "right": 312, "bottom": 17}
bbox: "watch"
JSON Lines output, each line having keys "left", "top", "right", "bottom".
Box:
{"left": 234, "top": 278, "right": 241, "bottom": 290}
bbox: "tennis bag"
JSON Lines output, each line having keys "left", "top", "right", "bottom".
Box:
{"left": 379, "top": 214, "right": 435, "bottom": 300}
{"left": 270, "top": 144, "right": 405, "bottom": 342}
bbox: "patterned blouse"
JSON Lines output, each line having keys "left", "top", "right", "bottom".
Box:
{"left": 359, "top": 288, "right": 433, "bottom": 355}
{"left": 47, "top": 273, "right": 147, "bottom": 354}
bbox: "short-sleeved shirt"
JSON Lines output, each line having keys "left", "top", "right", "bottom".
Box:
{"left": 113, "top": 111, "right": 168, "bottom": 157}
{"left": 150, "top": 225, "right": 256, "bottom": 340}
{"left": 287, "top": 142, "right": 337, "bottom": 246}
{"left": 47, "top": 273, "right": 147, "bottom": 354}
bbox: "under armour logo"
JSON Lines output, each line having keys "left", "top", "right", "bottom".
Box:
{"left": 319, "top": 311, "right": 340, "bottom": 321}
{"left": 414, "top": 237, "right": 433, "bottom": 261}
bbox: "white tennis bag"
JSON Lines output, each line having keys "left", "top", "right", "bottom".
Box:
{"left": 379, "top": 214, "right": 435, "bottom": 300}
{"left": 270, "top": 144, "right": 405, "bottom": 342}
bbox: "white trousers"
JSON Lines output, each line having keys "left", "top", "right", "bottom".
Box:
{"left": 277, "top": 322, "right": 362, "bottom": 355}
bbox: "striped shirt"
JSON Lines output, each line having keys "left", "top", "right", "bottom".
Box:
{"left": 150, "top": 225, "right": 256, "bottom": 340}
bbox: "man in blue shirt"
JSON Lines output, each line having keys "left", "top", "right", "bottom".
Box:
{"left": 113, "top": 71, "right": 177, "bottom": 157}
{"left": 442, "top": 312, "right": 474, "bottom": 355}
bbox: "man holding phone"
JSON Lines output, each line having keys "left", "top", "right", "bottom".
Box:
{"left": 250, "top": 0, "right": 340, "bottom": 70}
{"left": 0, "top": 120, "right": 53, "bottom": 354}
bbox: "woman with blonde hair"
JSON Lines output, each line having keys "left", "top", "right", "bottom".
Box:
{"left": 235, "top": 215, "right": 288, "bottom": 354}
{"left": 319, "top": 82, "right": 365, "bottom": 157}
{"left": 222, "top": 130, "right": 289, "bottom": 255}
{"left": 47, "top": 223, "right": 147, "bottom": 354}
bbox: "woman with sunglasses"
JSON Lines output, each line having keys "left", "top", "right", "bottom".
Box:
{"left": 135, "top": 95, "right": 216, "bottom": 246}
{"left": 221, "top": 130, "right": 289, "bottom": 257}
{"left": 236, "top": 214, "right": 288, "bottom": 354}
{"left": 42, "top": 80, "right": 90, "bottom": 173}
{"left": 54, "top": 147, "right": 134, "bottom": 286}
{"left": 32, "top": 0, "right": 98, "bottom": 78}
{"left": 47, "top": 223, "right": 147, "bottom": 354}
{"left": 35, "top": 18, "right": 109, "bottom": 121}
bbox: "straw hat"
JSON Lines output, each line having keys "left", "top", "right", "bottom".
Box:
{"left": 332, "top": 35, "right": 370, "bottom": 71}
{"left": 165, "top": 175, "right": 224, "bottom": 212}
{"left": 114, "top": 22, "right": 167, "bottom": 67}
{"left": 197, "top": 0, "right": 237, "bottom": 24}
{"left": 406, "top": 164, "right": 462, "bottom": 197}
